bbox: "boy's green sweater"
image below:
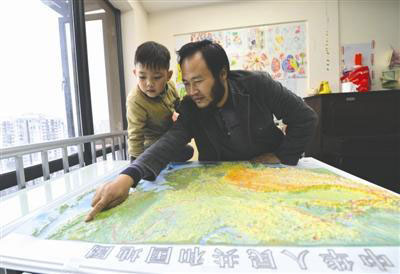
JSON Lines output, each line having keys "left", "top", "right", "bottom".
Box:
{"left": 126, "top": 81, "right": 180, "bottom": 158}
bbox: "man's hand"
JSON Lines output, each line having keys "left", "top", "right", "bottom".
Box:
{"left": 250, "top": 153, "right": 281, "bottom": 164}
{"left": 85, "top": 174, "right": 134, "bottom": 222}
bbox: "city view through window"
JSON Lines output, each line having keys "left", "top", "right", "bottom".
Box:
{"left": 1, "top": 1, "right": 75, "bottom": 176}
{"left": 0, "top": 1, "right": 112, "bottom": 182}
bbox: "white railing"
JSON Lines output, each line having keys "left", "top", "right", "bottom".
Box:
{"left": 0, "top": 131, "right": 128, "bottom": 189}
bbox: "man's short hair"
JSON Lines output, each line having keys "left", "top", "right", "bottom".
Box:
{"left": 177, "top": 40, "right": 230, "bottom": 79}
{"left": 135, "top": 41, "right": 170, "bottom": 70}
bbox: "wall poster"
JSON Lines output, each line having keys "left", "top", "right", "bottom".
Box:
{"left": 175, "top": 21, "right": 308, "bottom": 98}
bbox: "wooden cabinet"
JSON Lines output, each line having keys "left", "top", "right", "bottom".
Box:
{"left": 304, "top": 90, "right": 400, "bottom": 193}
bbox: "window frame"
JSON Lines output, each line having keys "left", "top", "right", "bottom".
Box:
{"left": 0, "top": 0, "right": 127, "bottom": 191}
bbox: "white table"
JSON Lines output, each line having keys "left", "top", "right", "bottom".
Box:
{"left": 0, "top": 158, "right": 398, "bottom": 274}
{"left": 0, "top": 160, "right": 130, "bottom": 237}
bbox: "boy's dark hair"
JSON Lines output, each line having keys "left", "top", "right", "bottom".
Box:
{"left": 135, "top": 41, "right": 170, "bottom": 70}
{"left": 177, "top": 40, "right": 230, "bottom": 79}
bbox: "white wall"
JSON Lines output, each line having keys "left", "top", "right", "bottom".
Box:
{"left": 114, "top": 0, "right": 399, "bottom": 94}
{"left": 339, "top": 0, "right": 399, "bottom": 90}
{"left": 119, "top": 1, "right": 149, "bottom": 96}
{"left": 148, "top": 0, "right": 340, "bottom": 93}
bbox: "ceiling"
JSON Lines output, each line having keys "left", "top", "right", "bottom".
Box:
{"left": 139, "top": 0, "right": 239, "bottom": 13}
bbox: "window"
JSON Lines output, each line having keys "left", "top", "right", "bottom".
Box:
{"left": 0, "top": 0, "right": 77, "bottom": 173}
{"left": 0, "top": 0, "right": 126, "bottom": 193}
{"left": 85, "top": 0, "right": 124, "bottom": 134}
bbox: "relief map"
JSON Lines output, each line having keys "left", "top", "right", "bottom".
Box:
{"left": 22, "top": 162, "right": 400, "bottom": 247}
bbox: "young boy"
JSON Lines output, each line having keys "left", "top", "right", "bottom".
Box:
{"left": 127, "top": 41, "right": 193, "bottom": 162}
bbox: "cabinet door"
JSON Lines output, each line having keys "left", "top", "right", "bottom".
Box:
{"left": 322, "top": 93, "right": 398, "bottom": 137}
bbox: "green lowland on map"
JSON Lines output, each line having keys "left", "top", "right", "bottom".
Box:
{"left": 27, "top": 162, "right": 400, "bottom": 246}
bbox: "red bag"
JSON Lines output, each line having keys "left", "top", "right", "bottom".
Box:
{"left": 340, "top": 66, "right": 370, "bottom": 92}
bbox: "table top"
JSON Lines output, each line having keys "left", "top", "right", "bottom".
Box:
{"left": 0, "top": 160, "right": 130, "bottom": 233}
{"left": 0, "top": 158, "right": 398, "bottom": 274}
{"left": 2, "top": 157, "right": 397, "bottom": 235}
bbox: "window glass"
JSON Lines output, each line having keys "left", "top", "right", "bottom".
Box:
{"left": 85, "top": 0, "right": 123, "bottom": 134}
{"left": 0, "top": 0, "right": 77, "bottom": 173}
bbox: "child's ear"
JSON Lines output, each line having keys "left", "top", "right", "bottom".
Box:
{"left": 167, "top": 70, "right": 173, "bottom": 81}
{"left": 133, "top": 69, "right": 137, "bottom": 77}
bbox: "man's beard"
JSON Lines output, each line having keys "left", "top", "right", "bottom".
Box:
{"left": 204, "top": 78, "right": 225, "bottom": 111}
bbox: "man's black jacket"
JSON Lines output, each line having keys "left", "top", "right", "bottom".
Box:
{"left": 125, "top": 70, "right": 318, "bottom": 181}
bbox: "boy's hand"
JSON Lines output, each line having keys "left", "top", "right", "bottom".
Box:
{"left": 250, "top": 153, "right": 281, "bottom": 164}
{"left": 85, "top": 175, "right": 134, "bottom": 222}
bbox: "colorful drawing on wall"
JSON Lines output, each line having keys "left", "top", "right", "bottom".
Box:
{"left": 22, "top": 162, "right": 400, "bottom": 246}
{"left": 248, "top": 28, "right": 265, "bottom": 50}
{"left": 229, "top": 53, "right": 240, "bottom": 69}
{"left": 271, "top": 57, "right": 282, "bottom": 79}
{"left": 225, "top": 31, "right": 243, "bottom": 48}
{"left": 265, "top": 23, "right": 307, "bottom": 80}
{"left": 191, "top": 31, "right": 224, "bottom": 46}
{"left": 175, "top": 64, "right": 186, "bottom": 98}
{"left": 190, "top": 31, "right": 213, "bottom": 42}
{"left": 176, "top": 22, "right": 308, "bottom": 97}
{"left": 243, "top": 51, "right": 269, "bottom": 71}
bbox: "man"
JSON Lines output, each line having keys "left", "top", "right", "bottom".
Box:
{"left": 86, "top": 40, "right": 317, "bottom": 222}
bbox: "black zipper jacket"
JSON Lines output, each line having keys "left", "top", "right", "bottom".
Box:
{"left": 122, "top": 70, "right": 318, "bottom": 182}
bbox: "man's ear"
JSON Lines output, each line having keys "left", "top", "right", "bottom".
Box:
{"left": 133, "top": 69, "right": 137, "bottom": 77}
{"left": 167, "top": 70, "right": 173, "bottom": 81}
{"left": 220, "top": 68, "right": 228, "bottom": 81}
